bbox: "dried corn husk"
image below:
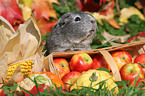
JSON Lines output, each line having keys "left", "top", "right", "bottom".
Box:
{"left": 0, "top": 15, "right": 45, "bottom": 84}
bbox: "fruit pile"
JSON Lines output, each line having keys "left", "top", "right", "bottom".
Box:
{"left": 53, "top": 52, "right": 119, "bottom": 94}
{"left": 53, "top": 50, "right": 145, "bottom": 91}
{"left": 1, "top": 50, "right": 145, "bottom": 96}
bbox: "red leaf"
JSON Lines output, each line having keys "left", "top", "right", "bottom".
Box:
{"left": 98, "top": 0, "right": 115, "bottom": 15}
{"left": 37, "top": 17, "right": 57, "bottom": 35}
{"left": 127, "top": 32, "right": 145, "bottom": 42}
{"left": 76, "top": 0, "right": 103, "bottom": 12}
{"left": 0, "top": 0, "right": 24, "bottom": 30}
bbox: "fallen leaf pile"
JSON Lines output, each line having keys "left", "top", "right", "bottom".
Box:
{"left": 0, "top": 0, "right": 60, "bottom": 34}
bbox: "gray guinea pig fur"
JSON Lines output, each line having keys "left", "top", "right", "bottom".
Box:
{"left": 45, "top": 12, "right": 98, "bottom": 54}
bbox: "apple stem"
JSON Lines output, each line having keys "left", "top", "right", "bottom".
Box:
{"left": 84, "top": 58, "right": 89, "bottom": 62}
{"left": 130, "top": 70, "right": 134, "bottom": 73}
{"left": 89, "top": 72, "right": 98, "bottom": 82}
{"left": 122, "top": 56, "right": 126, "bottom": 60}
{"left": 61, "top": 63, "right": 65, "bottom": 68}
{"left": 138, "top": 62, "right": 145, "bottom": 68}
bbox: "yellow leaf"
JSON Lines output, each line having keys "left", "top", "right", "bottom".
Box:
{"left": 49, "top": 0, "right": 60, "bottom": 5}
{"left": 18, "top": 0, "right": 33, "bottom": 21}
{"left": 18, "top": 0, "right": 33, "bottom": 8}
{"left": 21, "top": 6, "right": 32, "bottom": 21}
{"left": 119, "top": 6, "right": 145, "bottom": 23}
{"left": 91, "top": 12, "right": 114, "bottom": 25}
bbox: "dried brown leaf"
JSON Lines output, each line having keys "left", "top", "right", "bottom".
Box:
{"left": 0, "top": 16, "right": 15, "bottom": 53}
{"left": 0, "top": 32, "right": 21, "bottom": 64}
{"left": 18, "top": 16, "right": 41, "bottom": 60}
{"left": 5, "top": 66, "right": 23, "bottom": 85}
{"left": 0, "top": 54, "right": 8, "bottom": 83}
{"left": 102, "top": 31, "right": 130, "bottom": 46}
{"left": 30, "top": 52, "right": 45, "bottom": 73}
{"left": 0, "top": 16, "right": 41, "bottom": 64}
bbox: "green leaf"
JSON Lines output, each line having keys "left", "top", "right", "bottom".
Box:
{"left": 96, "top": 67, "right": 111, "bottom": 75}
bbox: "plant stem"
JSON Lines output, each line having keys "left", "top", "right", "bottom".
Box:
{"left": 116, "top": 0, "right": 120, "bottom": 12}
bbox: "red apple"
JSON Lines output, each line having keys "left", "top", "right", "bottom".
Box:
{"left": 53, "top": 58, "right": 70, "bottom": 78}
{"left": 131, "top": 78, "right": 145, "bottom": 89}
{"left": 62, "top": 71, "right": 81, "bottom": 90}
{"left": 142, "top": 68, "right": 145, "bottom": 76}
{"left": 69, "top": 52, "right": 93, "bottom": 73}
{"left": 120, "top": 63, "right": 144, "bottom": 83}
{"left": 111, "top": 50, "right": 132, "bottom": 71}
{"left": 92, "top": 54, "right": 111, "bottom": 71}
{"left": 134, "top": 53, "right": 145, "bottom": 76}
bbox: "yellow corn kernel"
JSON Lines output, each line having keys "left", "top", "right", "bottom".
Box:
{"left": 6, "top": 60, "right": 33, "bottom": 82}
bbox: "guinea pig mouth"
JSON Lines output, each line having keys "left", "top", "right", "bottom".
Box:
{"left": 87, "top": 30, "right": 95, "bottom": 38}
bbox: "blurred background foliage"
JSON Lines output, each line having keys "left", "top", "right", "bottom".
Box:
{"left": 1, "top": 0, "right": 145, "bottom": 50}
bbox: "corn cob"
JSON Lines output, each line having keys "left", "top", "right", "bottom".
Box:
{"left": 6, "top": 60, "right": 33, "bottom": 81}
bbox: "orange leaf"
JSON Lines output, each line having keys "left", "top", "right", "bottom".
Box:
{"left": 135, "top": 0, "right": 145, "bottom": 9}
{"left": 135, "top": 0, "right": 143, "bottom": 9}
{"left": 37, "top": 17, "right": 57, "bottom": 34}
{"left": 31, "top": 0, "right": 59, "bottom": 20}
{"left": 107, "top": 18, "right": 121, "bottom": 29}
{"left": 0, "top": 0, "right": 24, "bottom": 30}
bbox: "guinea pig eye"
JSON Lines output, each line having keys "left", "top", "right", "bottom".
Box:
{"left": 75, "top": 17, "right": 81, "bottom": 22}
{"left": 59, "top": 22, "right": 65, "bottom": 27}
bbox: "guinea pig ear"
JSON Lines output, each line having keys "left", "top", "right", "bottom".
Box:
{"left": 58, "top": 13, "right": 71, "bottom": 27}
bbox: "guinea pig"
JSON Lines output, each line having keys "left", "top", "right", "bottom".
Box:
{"left": 45, "top": 12, "right": 98, "bottom": 54}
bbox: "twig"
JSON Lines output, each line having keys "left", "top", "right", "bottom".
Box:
{"left": 116, "top": 0, "right": 120, "bottom": 12}
{"left": 138, "top": 62, "right": 145, "bottom": 68}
